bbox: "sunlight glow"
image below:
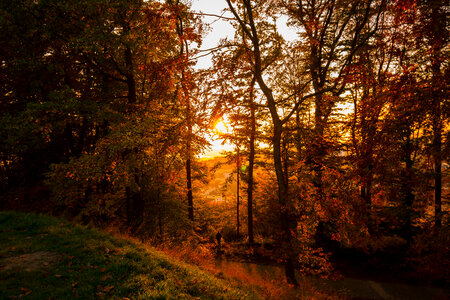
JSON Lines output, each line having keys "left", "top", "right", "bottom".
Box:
{"left": 200, "top": 136, "right": 234, "bottom": 159}
{"left": 199, "top": 117, "right": 234, "bottom": 159}
{"left": 214, "top": 119, "right": 231, "bottom": 135}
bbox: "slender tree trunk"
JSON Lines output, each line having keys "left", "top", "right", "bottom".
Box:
{"left": 295, "top": 106, "right": 302, "bottom": 163}
{"left": 430, "top": 2, "right": 443, "bottom": 228}
{"left": 361, "top": 171, "right": 373, "bottom": 231}
{"left": 158, "top": 187, "right": 163, "bottom": 237}
{"left": 123, "top": 47, "right": 138, "bottom": 239}
{"left": 360, "top": 143, "right": 374, "bottom": 233}
{"left": 273, "top": 122, "right": 297, "bottom": 286}
{"left": 64, "top": 122, "right": 75, "bottom": 157}
{"left": 433, "top": 107, "right": 442, "bottom": 229}
{"left": 283, "top": 135, "right": 289, "bottom": 189}
{"left": 123, "top": 41, "right": 138, "bottom": 228}
{"left": 236, "top": 146, "right": 240, "bottom": 237}
{"left": 172, "top": 1, "right": 194, "bottom": 222}
{"left": 78, "top": 118, "right": 87, "bottom": 156}
{"left": 126, "top": 186, "right": 132, "bottom": 225}
{"left": 186, "top": 157, "right": 194, "bottom": 221}
{"left": 401, "top": 131, "right": 415, "bottom": 244}
{"left": 124, "top": 46, "right": 136, "bottom": 105}
{"left": 186, "top": 96, "right": 194, "bottom": 221}
{"left": 247, "top": 83, "right": 256, "bottom": 244}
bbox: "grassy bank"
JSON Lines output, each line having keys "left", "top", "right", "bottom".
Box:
{"left": 0, "top": 211, "right": 259, "bottom": 299}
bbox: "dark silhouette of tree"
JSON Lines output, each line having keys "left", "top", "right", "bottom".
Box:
{"left": 413, "top": 0, "right": 449, "bottom": 229}
{"left": 167, "top": 0, "right": 203, "bottom": 222}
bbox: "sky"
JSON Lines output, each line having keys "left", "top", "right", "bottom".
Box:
{"left": 190, "top": 1, "right": 234, "bottom": 69}
{"left": 189, "top": 1, "right": 297, "bottom": 158}
{"left": 190, "top": 0, "right": 297, "bottom": 69}
{"left": 189, "top": 1, "right": 234, "bottom": 158}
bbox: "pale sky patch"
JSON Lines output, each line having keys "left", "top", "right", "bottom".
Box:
{"left": 191, "top": 1, "right": 297, "bottom": 158}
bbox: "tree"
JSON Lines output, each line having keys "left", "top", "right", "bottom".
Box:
{"left": 345, "top": 2, "right": 399, "bottom": 233}
{"left": 0, "top": 0, "right": 205, "bottom": 234}
{"left": 246, "top": 78, "right": 257, "bottom": 244}
{"left": 225, "top": 0, "right": 313, "bottom": 285}
{"left": 283, "top": 1, "right": 386, "bottom": 241}
{"left": 413, "top": 0, "right": 449, "bottom": 229}
{"left": 167, "top": 0, "right": 204, "bottom": 222}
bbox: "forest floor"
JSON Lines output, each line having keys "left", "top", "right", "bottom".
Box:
{"left": 0, "top": 211, "right": 260, "bottom": 299}
{"left": 1, "top": 211, "right": 448, "bottom": 299}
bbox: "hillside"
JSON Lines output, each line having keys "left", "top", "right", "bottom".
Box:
{"left": 0, "top": 212, "right": 259, "bottom": 299}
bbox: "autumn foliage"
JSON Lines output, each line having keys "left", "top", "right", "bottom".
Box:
{"left": 1, "top": 0, "right": 448, "bottom": 288}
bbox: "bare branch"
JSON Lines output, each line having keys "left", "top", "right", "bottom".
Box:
{"left": 191, "top": 12, "right": 235, "bottom": 21}
{"left": 281, "top": 87, "right": 333, "bottom": 125}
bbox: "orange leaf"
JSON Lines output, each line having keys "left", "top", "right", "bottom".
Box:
{"left": 20, "top": 287, "right": 32, "bottom": 295}
{"left": 103, "top": 286, "right": 114, "bottom": 292}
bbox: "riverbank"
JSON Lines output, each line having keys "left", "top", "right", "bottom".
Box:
{"left": 210, "top": 238, "right": 449, "bottom": 289}
{"left": 213, "top": 258, "right": 449, "bottom": 299}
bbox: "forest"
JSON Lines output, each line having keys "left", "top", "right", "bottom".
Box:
{"left": 1, "top": 0, "right": 449, "bottom": 297}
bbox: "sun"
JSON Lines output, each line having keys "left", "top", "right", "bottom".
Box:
{"left": 214, "top": 118, "right": 231, "bottom": 135}
{"left": 200, "top": 117, "right": 234, "bottom": 158}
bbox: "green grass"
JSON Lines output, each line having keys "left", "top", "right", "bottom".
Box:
{"left": 0, "top": 211, "right": 260, "bottom": 299}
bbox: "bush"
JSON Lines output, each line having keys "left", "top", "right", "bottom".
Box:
{"left": 409, "top": 225, "right": 450, "bottom": 285}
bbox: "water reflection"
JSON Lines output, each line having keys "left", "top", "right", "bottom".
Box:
{"left": 214, "top": 258, "right": 449, "bottom": 299}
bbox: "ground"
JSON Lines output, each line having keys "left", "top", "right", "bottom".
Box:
{"left": 0, "top": 211, "right": 259, "bottom": 299}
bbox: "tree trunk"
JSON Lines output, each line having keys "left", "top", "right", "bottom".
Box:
{"left": 257, "top": 50, "right": 298, "bottom": 288}
{"left": 76, "top": 117, "right": 88, "bottom": 157}
{"left": 186, "top": 97, "right": 194, "bottom": 221}
{"left": 173, "top": 2, "right": 194, "bottom": 223}
{"left": 401, "top": 131, "right": 415, "bottom": 244}
{"left": 433, "top": 109, "right": 442, "bottom": 229}
{"left": 186, "top": 157, "right": 194, "bottom": 221}
{"left": 430, "top": 2, "right": 443, "bottom": 229}
{"left": 360, "top": 145, "right": 374, "bottom": 233}
{"left": 157, "top": 187, "right": 163, "bottom": 238}
{"left": 236, "top": 146, "right": 240, "bottom": 237}
{"left": 310, "top": 81, "right": 330, "bottom": 246}
{"left": 124, "top": 46, "right": 136, "bottom": 105}
{"left": 226, "top": 0, "right": 298, "bottom": 286}
{"left": 361, "top": 171, "right": 373, "bottom": 233}
{"left": 310, "top": 77, "right": 328, "bottom": 205}
{"left": 295, "top": 106, "right": 302, "bottom": 163}
{"left": 64, "top": 122, "right": 74, "bottom": 157}
{"left": 126, "top": 186, "right": 131, "bottom": 225}
{"left": 273, "top": 122, "right": 298, "bottom": 286}
{"left": 247, "top": 84, "right": 256, "bottom": 245}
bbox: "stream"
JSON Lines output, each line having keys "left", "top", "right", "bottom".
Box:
{"left": 214, "top": 259, "right": 449, "bottom": 299}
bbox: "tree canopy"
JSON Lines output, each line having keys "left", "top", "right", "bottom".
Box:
{"left": 1, "top": 0, "right": 449, "bottom": 288}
